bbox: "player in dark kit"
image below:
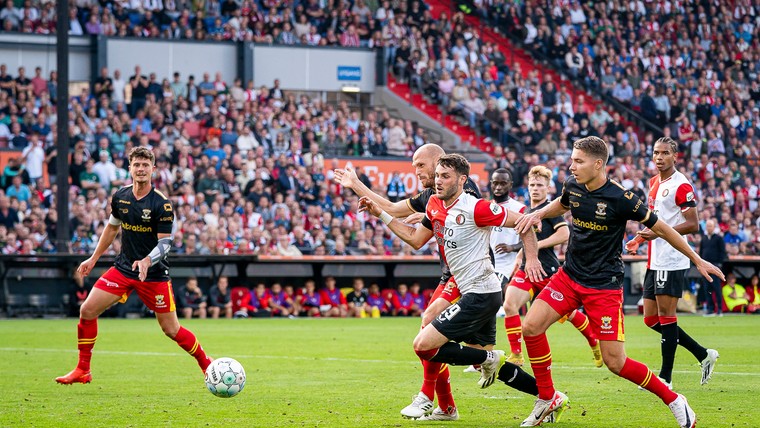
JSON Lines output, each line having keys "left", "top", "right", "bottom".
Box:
{"left": 502, "top": 165, "right": 602, "bottom": 369}
{"left": 625, "top": 137, "right": 719, "bottom": 388}
{"left": 514, "top": 137, "right": 724, "bottom": 427}
{"left": 56, "top": 147, "right": 212, "bottom": 385}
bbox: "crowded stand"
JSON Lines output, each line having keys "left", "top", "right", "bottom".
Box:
{"left": 1, "top": 0, "right": 760, "bottom": 317}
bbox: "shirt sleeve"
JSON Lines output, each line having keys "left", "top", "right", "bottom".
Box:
{"left": 559, "top": 180, "right": 571, "bottom": 208}
{"left": 674, "top": 182, "right": 697, "bottom": 210}
{"left": 546, "top": 214, "right": 568, "bottom": 231}
{"left": 619, "top": 190, "right": 658, "bottom": 229}
{"left": 110, "top": 195, "right": 121, "bottom": 221}
{"left": 474, "top": 199, "right": 509, "bottom": 228}
{"left": 156, "top": 199, "right": 174, "bottom": 234}
{"left": 406, "top": 189, "right": 429, "bottom": 213}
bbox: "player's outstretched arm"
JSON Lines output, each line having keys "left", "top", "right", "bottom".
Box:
{"left": 359, "top": 196, "right": 433, "bottom": 250}
{"left": 650, "top": 219, "right": 725, "bottom": 282}
{"left": 334, "top": 167, "right": 414, "bottom": 217}
{"left": 628, "top": 206, "right": 699, "bottom": 254}
{"left": 514, "top": 198, "right": 568, "bottom": 234}
{"left": 77, "top": 221, "right": 120, "bottom": 277}
{"left": 505, "top": 211, "right": 546, "bottom": 282}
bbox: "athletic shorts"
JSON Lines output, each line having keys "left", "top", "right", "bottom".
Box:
{"left": 430, "top": 277, "right": 462, "bottom": 304}
{"left": 430, "top": 291, "right": 501, "bottom": 347}
{"left": 94, "top": 267, "right": 176, "bottom": 313}
{"left": 535, "top": 267, "right": 625, "bottom": 341}
{"left": 643, "top": 268, "right": 688, "bottom": 300}
{"left": 508, "top": 268, "right": 552, "bottom": 299}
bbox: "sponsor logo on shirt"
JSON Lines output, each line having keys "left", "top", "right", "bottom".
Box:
{"left": 572, "top": 217, "right": 609, "bottom": 231}
{"left": 546, "top": 286, "right": 564, "bottom": 301}
{"left": 121, "top": 222, "right": 154, "bottom": 233}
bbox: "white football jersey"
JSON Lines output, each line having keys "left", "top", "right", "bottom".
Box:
{"left": 647, "top": 171, "right": 697, "bottom": 271}
{"left": 425, "top": 192, "right": 509, "bottom": 294}
{"left": 490, "top": 198, "right": 526, "bottom": 277}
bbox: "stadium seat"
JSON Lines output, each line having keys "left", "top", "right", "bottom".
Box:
{"left": 28, "top": 294, "right": 49, "bottom": 317}
{"left": 183, "top": 121, "right": 201, "bottom": 139}
{"left": 5, "top": 294, "right": 28, "bottom": 317}
{"left": 340, "top": 287, "right": 353, "bottom": 297}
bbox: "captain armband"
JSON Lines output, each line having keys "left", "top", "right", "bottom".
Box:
{"left": 147, "top": 237, "right": 173, "bottom": 266}
{"left": 108, "top": 215, "right": 122, "bottom": 226}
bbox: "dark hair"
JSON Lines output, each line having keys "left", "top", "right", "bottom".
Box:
{"left": 492, "top": 167, "right": 513, "bottom": 182}
{"left": 573, "top": 136, "right": 609, "bottom": 163}
{"left": 128, "top": 147, "right": 155, "bottom": 165}
{"left": 654, "top": 136, "right": 678, "bottom": 154}
{"left": 438, "top": 154, "right": 470, "bottom": 177}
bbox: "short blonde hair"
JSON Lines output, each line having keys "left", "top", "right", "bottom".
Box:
{"left": 528, "top": 165, "right": 553, "bottom": 183}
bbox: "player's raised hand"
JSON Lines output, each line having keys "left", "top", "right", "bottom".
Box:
{"left": 77, "top": 257, "right": 97, "bottom": 277}
{"left": 403, "top": 212, "right": 425, "bottom": 224}
{"left": 523, "top": 255, "right": 546, "bottom": 283}
{"left": 132, "top": 257, "right": 151, "bottom": 282}
{"left": 333, "top": 167, "right": 358, "bottom": 189}
{"left": 695, "top": 259, "right": 725, "bottom": 283}
{"left": 358, "top": 196, "right": 382, "bottom": 217}
{"left": 514, "top": 211, "right": 542, "bottom": 234}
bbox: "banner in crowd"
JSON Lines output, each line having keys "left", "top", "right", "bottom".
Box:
{"left": 336, "top": 158, "right": 488, "bottom": 193}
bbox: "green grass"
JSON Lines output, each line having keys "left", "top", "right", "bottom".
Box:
{"left": 0, "top": 315, "right": 757, "bottom": 427}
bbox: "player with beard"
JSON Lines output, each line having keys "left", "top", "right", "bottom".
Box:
{"left": 501, "top": 166, "right": 602, "bottom": 368}
{"left": 56, "top": 147, "right": 212, "bottom": 385}
{"left": 515, "top": 137, "right": 723, "bottom": 427}
{"left": 360, "top": 154, "right": 565, "bottom": 422}
{"left": 625, "top": 137, "right": 719, "bottom": 388}
{"left": 334, "top": 147, "right": 565, "bottom": 422}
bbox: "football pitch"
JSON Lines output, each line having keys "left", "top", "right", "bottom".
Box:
{"left": 1, "top": 315, "right": 757, "bottom": 427}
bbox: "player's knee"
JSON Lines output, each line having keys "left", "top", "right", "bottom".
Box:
{"left": 503, "top": 298, "right": 521, "bottom": 316}
{"left": 643, "top": 315, "right": 659, "bottom": 329}
{"left": 521, "top": 317, "right": 542, "bottom": 337}
{"left": 161, "top": 322, "right": 179, "bottom": 338}
{"left": 414, "top": 346, "right": 438, "bottom": 361}
{"left": 79, "top": 302, "right": 99, "bottom": 320}
{"left": 602, "top": 353, "right": 626, "bottom": 374}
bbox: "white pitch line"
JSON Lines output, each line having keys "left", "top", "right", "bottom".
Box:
{"left": 2, "top": 347, "right": 758, "bottom": 377}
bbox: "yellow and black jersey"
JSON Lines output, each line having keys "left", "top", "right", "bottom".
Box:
{"left": 519, "top": 199, "right": 566, "bottom": 275}
{"left": 560, "top": 177, "right": 658, "bottom": 290}
{"left": 110, "top": 185, "right": 174, "bottom": 281}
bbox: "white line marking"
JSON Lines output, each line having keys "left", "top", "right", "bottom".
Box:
{"left": 1, "top": 347, "right": 756, "bottom": 377}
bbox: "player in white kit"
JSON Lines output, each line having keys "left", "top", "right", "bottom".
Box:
{"left": 359, "top": 154, "right": 545, "bottom": 391}
{"left": 489, "top": 168, "right": 526, "bottom": 285}
{"left": 625, "top": 137, "right": 719, "bottom": 387}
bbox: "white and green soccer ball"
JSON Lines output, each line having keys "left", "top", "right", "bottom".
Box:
{"left": 205, "top": 357, "right": 246, "bottom": 398}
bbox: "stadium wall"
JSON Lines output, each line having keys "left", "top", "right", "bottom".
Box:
{"left": 0, "top": 33, "right": 91, "bottom": 81}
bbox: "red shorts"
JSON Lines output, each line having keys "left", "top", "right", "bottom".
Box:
{"left": 536, "top": 267, "right": 625, "bottom": 341}
{"left": 508, "top": 269, "right": 552, "bottom": 299}
{"left": 430, "top": 277, "right": 461, "bottom": 304}
{"left": 94, "top": 267, "right": 176, "bottom": 313}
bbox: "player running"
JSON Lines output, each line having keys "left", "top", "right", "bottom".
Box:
{"left": 625, "top": 137, "right": 719, "bottom": 388}
{"left": 361, "top": 154, "right": 550, "bottom": 413}
{"left": 502, "top": 165, "right": 602, "bottom": 368}
{"left": 514, "top": 137, "right": 723, "bottom": 427}
{"left": 56, "top": 147, "right": 212, "bottom": 385}
{"left": 334, "top": 144, "right": 474, "bottom": 419}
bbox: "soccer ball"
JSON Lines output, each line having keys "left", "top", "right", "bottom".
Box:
{"left": 205, "top": 357, "right": 246, "bottom": 398}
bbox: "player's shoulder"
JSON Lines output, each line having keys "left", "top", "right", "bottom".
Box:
{"left": 113, "top": 185, "right": 134, "bottom": 199}
{"left": 463, "top": 176, "right": 481, "bottom": 198}
{"left": 607, "top": 179, "right": 631, "bottom": 198}
{"left": 648, "top": 175, "right": 659, "bottom": 187}
{"left": 672, "top": 170, "right": 694, "bottom": 186}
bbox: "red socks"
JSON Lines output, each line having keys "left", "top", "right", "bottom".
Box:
{"left": 619, "top": 357, "right": 678, "bottom": 404}
{"left": 524, "top": 333, "right": 554, "bottom": 400}
{"left": 420, "top": 358, "right": 439, "bottom": 400}
{"left": 569, "top": 311, "right": 598, "bottom": 347}
{"left": 76, "top": 318, "right": 98, "bottom": 371}
{"left": 504, "top": 315, "right": 523, "bottom": 354}
{"left": 435, "top": 364, "right": 456, "bottom": 411}
{"left": 173, "top": 326, "right": 211, "bottom": 372}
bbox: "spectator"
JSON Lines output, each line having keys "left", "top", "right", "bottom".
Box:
{"left": 269, "top": 282, "right": 295, "bottom": 317}
{"left": 346, "top": 277, "right": 370, "bottom": 318}
{"left": 298, "top": 279, "right": 322, "bottom": 317}
{"left": 386, "top": 172, "right": 407, "bottom": 202}
{"left": 698, "top": 219, "right": 727, "bottom": 316}
{"left": 249, "top": 282, "right": 272, "bottom": 317}
{"left": 366, "top": 282, "right": 387, "bottom": 318}
{"left": 722, "top": 273, "right": 757, "bottom": 313}
{"left": 178, "top": 278, "right": 208, "bottom": 319}
{"left": 319, "top": 276, "right": 347, "bottom": 317}
{"left": 208, "top": 276, "right": 233, "bottom": 319}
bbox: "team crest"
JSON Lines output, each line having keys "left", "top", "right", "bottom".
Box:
{"left": 600, "top": 316, "right": 612, "bottom": 330}
{"left": 155, "top": 294, "right": 165, "bottom": 306}
{"left": 595, "top": 202, "right": 607, "bottom": 217}
{"left": 141, "top": 209, "right": 151, "bottom": 222}
{"left": 456, "top": 214, "right": 465, "bottom": 225}
{"left": 662, "top": 189, "right": 670, "bottom": 197}
{"left": 546, "top": 286, "right": 564, "bottom": 302}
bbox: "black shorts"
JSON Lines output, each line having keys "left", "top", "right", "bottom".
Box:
{"left": 430, "top": 291, "right": 501, "bottom": 347}
{"left": 643, "top": 268, "right": 689, "bottom": 300}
